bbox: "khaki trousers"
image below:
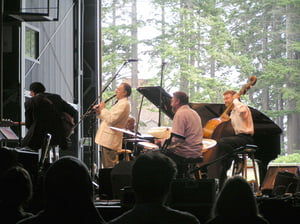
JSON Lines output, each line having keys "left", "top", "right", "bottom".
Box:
{"left": 101, "top": 146, "right": 118, "bottom": 168}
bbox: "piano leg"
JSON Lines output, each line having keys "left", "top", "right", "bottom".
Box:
{"left": 256, "top": 159, "right": 269, "bottom": 187}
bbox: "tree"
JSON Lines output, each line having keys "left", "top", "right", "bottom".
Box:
{"left": 224, "top": 0, "right": 300, "bottom": 153}
{"left": 101, "top": 0, "right": 300, "bottom": 155}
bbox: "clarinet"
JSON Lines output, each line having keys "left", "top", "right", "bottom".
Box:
{"left": 104, "top": 94, "right": 117, "bottom": 103}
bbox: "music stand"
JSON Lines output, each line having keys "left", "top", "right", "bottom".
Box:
{"left": 0, "top": 127, "right": 19, "bottom": 145}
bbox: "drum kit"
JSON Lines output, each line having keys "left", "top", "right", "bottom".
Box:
{"left": 110, "top": 126, "right": 160, "bottom": 157}
{"left": 110, "top": 126, "right": 217, "bottom": 161}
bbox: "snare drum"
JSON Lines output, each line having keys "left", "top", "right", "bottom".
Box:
{"left": 137, "top": 141, "right": 159, "bottom": 152}
{"left": 202, "top": 138, "right": 217, "bottom": 153}
{"left": 200, "top": 138, "right": 219, "bottom": 179}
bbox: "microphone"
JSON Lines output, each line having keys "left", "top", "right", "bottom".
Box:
{"left": 125, "top": 59, "right": 139, "bottom": 62}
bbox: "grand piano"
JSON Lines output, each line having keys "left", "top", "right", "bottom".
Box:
{"left": 137, "top": 86, "right": 282, "bottom": 184}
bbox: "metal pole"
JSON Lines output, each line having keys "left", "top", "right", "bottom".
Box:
{"left": 158, "top": 61, "right": 167, "bottom": 126}
{"left": 0, "top": 0, "right": 3, "bottom": 119}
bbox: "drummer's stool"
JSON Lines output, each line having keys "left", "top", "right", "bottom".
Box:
{"left": 232, "top": 144, "right": 260, "bottom": 192}
{"left": 117, "top": 149, "right": 132, "bottom": 162}
{"left": 160, "top": 133, "right": 204, "bottom": 179}
{"left": 181, "top": 157, "right": 204, "bottom": 179}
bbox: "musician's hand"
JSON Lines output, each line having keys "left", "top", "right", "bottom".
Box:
{"left": 154, "top": 138, "right": 165, "bottom": 148}
{"left": 220, "top": 114, "right": 230, "bottom": 121}
{"left": 93, "top": 104, "right": 101, "bottom": 114}
{"left": 99, "top": 102, "right": 106, "bottom": 110}
{"left": 233, "top": 93, "right": 240, "bottom": 100}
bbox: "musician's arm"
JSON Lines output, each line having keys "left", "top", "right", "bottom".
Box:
{"left": 62, "top": 101, "right": 77, "bottom": 115}
{"left": 171, "top": 114, "right": 186, "bottom": 145}
{"left": 99, "top": 100, "right": 130, "bottom": 126}
{"left": 24, "top": 100, "right": 33, "bottom": 129}
{"left": 233, "top": 98, "right": 249, "bottom": 116}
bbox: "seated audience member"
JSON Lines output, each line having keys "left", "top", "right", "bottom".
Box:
{"left": 0, "top": 147, "right": 18, "bottom": 176}
{"left": 0, "top": 166, "right": 34, "bottom": 224}
{"left": 17, "top": 156, "right": 106, "bottom": 224}
{"left": 108, "top": 152, "right": 200, "bottom": 224}
{"left": 205, "top": 176, "right": 269, "bottom": 224}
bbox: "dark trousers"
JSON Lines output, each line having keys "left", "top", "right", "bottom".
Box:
{"left": 215, "top": 134, "right": 254, "bottom": 187}
{"left": 163, "top": 150, "right": 190, "bottom": 178}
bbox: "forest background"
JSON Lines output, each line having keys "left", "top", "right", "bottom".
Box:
{"left": 100, "top": 0, "right": 300, "bottom": 162}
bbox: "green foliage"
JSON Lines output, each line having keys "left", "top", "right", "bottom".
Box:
{"left": 272, "top": 153, "right": 300, "bottom": 163}
{"left": 101, "top": 0, "right": 300, "bottom": 154}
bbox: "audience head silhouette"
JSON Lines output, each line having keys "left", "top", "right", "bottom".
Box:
{"left": 206, "top": 176, "right": 269, "bottom": 224}
{"left": 18, "top": 156, "right": 105, "bottom": 224}
{"left": 215, "top": 176, "right": 257, "bottom": 216}
{"left": 44, "top": 156, "right": 93, "bottom": 204}
{"left": 0, "top": 166, "right": 32, "bottom": 207}
{"left": 0, "top": 166, "right": 33, "bottom": 223}
{"left": 132, "top": 151, "right": 177, "bottom": 203}
{"left": 108, "top": 152, "right": 200, "bottom": 224}
{"left": 0, "top": 147, "right": 18, "bottom": 176}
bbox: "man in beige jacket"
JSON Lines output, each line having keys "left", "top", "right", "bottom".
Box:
{"left": 94, "top": 83, "right": 131, "bottom": 168}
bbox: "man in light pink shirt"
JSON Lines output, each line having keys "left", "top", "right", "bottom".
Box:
{"left": 164, "top": 91, "right": 203, "bottom": 177}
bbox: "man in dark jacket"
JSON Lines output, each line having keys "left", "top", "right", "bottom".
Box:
{"left": 22, "top": 82, "right": 77, "bottom": 152}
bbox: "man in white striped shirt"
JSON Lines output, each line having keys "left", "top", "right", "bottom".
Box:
{"left": 216, "top": 90, "right": 254, "bottom": 187}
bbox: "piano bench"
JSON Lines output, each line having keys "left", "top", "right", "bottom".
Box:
{"left": 232, "top": 144, "right": 260, "bottom": 193}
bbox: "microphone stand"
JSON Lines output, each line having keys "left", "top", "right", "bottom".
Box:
{"left": 133, "top": 95, "right": 144, "bottom": 156}
{"left": 158, "top": 61, "right": 167, "bottom": 127}
{"left": 101, "top": 60, "right": 130, "bottom": 94}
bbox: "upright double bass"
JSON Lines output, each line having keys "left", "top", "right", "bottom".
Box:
{"left": 203, "top": 76, "right": 257, "bottom": 139}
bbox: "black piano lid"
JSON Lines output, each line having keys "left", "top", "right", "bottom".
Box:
{"left": 138, "top": 86, "right": 282, "bottom": 176}
{"left": 137, "top": 86, "right": 282, "bottom": 135}
{"left": 190, "top": 103, "right": 282, "bottom": 136}
{"left": 137, "top": 86, "right": 174, "bottom": 119}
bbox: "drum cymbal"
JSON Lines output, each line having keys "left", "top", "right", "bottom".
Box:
{"left": 125, "top": 138, "right": 148, "bottom": 142}
{"left": 138, "top": 141, "right": 159, "bottom": 150}
{"left": 110, "top": 126, "right": 141, "bottom": 137}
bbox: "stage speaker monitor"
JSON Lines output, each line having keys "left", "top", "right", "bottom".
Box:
{"left": 0, "top": 147, "right": 39, "bottom": 180}
{"left": 261, "top": 166, "right": 299, "bottom": 194}
{"left": 16, "top": 148, "right": 39, "bottom": 179}
{"left": 168, "top": 178, "right": 218, "bottom": 207}
{"left": 98, "top": 168, "right": 113, "bottom": 200}
{"left": 111, "top": 161, "right": 134, "bottom": 199}
{"left": 167, "top": 178, "right": 218, "bottom": 222}
{"left": 273, "top": 170, "right": 298, "bottom": 195}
